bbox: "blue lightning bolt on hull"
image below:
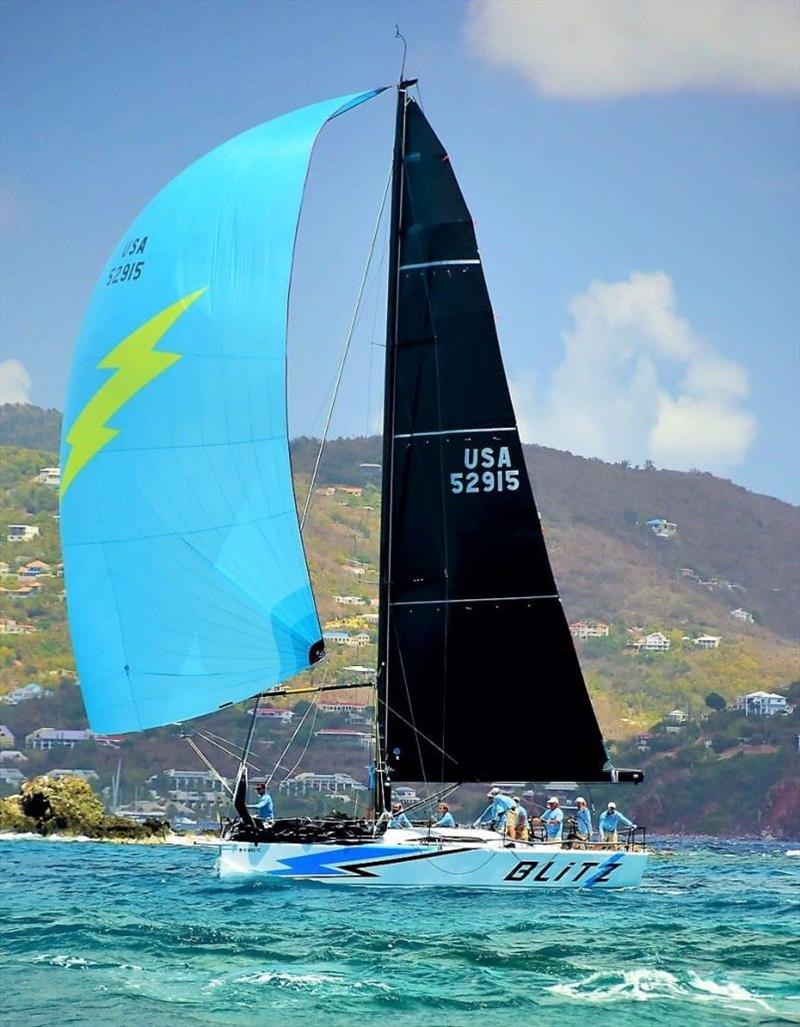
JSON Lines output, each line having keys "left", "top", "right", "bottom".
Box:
{"left": 60, "top": 90, "right": 382, "bottom": 734}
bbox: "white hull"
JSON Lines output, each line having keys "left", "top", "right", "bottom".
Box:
{"left": 218, "top": 828, "right": 648, "bottom": 888}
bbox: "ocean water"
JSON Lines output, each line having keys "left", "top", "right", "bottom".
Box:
{"left": 1, "top": 836, "right": 798, "bottom": 1027}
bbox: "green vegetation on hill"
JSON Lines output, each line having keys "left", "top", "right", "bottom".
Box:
{"left": 0, "top": 406, "right": 798, "bottom": 837}
{"left": 0, "top": 405, "right": 61, "bottom": 452}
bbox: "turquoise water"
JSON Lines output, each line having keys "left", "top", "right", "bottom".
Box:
{"left": 1, "top": 837, "right": 798, "bottom": 1027}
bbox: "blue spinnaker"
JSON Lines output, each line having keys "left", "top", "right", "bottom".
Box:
{"left": 60, "top": 89, "right": 381, "bottom": 734}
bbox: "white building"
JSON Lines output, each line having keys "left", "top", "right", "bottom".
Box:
{"left": 49, "top": 769, "right": 99, "bottom": 782}
{"left": 0, "top": 768, "right": 25, "bottom": 788}
{"left": 35, "top": 467, "right": 61, "bottom": 487}
{"left": 570, "top": 621, "right": 610, "bottom": 639}
{"left": 315, "top": 728, "right": 373, "bottom": 748}
{"left": 25, "top": 728, "right": 93, "bottom": 750}
{"left": 0, "top": 750, "right": 28, "bottom": 764}
{"left": 7, "top": 524, "right": 40, "bottom": 543}
{"left": 735, "top": 692, "right": 789, "bottom": 717}
{"left": 0, "top": 683, "right": 53, "bottom": 705}
{"left": 0, "top": 618, "right": 36, "bottom": 635}
{"left": 0, "top": 725, "right": 14, "bottom": 747}
{"left": 334, "top": 595, "right": 366, "bottom": 607}
{"left": 646, "top": 518, "right": 677, "bottom": 539}
{"left": 344, "top": 632, "right": 371, "bottom": 648}
{"left": 319, "top": 701, "right": 369, "bottom": 714}
{"left": 247, "top": 705, "right": 294, "bottom": 722}
{"left": 630, "top": 632, "right": 671, "bottom": 653}
{"left": 694, "top": 635, "right": 721, "bottom": 650}
{"left": 279, "top": 772, "right": 366, "bottom": 796}
{"left": 162, "top": 769, "right": 230, "bottom": 806}
{"left": 667, "top": 709, "right": 687, "bottom": 724}
{"left": 731, "top": 608, "right": 754, "bottom": 623}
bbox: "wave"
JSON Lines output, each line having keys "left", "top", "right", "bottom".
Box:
{"left": 548, "top": 968, "right": 774, "bottom": 1013}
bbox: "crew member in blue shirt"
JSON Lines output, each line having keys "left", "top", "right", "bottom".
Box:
{"left": 512, "top": 797, "right": 529, "bottom": 841}
{"left": 574, "top": 796, "right": 592, "bottom": 846}
{"left": 247, "top": 782, "right": 274, "bottom": 824}
{"left": 540, "top": 797, "right": 564, "bottom": 842}
{"left": 474, "top": 787, "right": 514, "bottom": 832}
{"left": 389, "top": 802, "right": 412, "bottom": 828}
{"left": 434, "top": 802, "right": 455, "bottom": 828}
{"left": 598, "top": 801, "right": 635, "bottom": 844}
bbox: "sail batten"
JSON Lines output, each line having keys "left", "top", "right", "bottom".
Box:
{"left": 60, "top": 89, "right": 382, "bottom": 735}
{"left": 378, "top": 97, "right": 613, "bottom": 784}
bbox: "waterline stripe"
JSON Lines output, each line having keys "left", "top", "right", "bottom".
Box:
{"left": 400, "top": 259, "right": 481, "bottom": 271}
{"left": 394, "top": 426, "right": 515, "bottom": 439}
{"left": 391, "top": 595, "right": 558, "bottom": 607}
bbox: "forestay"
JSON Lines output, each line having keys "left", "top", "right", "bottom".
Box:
{"left": 60, "top": 90, "right": 380, "bottom": 734}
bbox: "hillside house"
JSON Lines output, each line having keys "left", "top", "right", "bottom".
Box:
{"left": 362, "top": 613, "right": 379, "bottom": 624}
{"left": 323, "top": 631, "right": 350, "bottom": 645}
{"left": 18, "top": 560, "right": 52, "bottom": 577}
{"left": 629, "top": 632, "right": 671, "bottom": 653}
{"left": 2, "top": 580, "right": 44, "bottom": 598}
{"left": 247, "top": 705, "right": 294, "bottom": 722}
{"left": 315, "top": 728, "right": 372, "bottom": 748}
{"left": 334, "top": 595, "right": 366, "bottom": 606}
{"left": 735, "top": 692, "right": 789, "bottom": 717}
{"left": 0, "top": 750, "right": 28, "bottom": 764}
{"left": 731, "top": 608, "right": 754, "bottom": 623}
{"left": 369, "top": 597, "right": 379, "bottom": 607}
{"left": 0, "top": 618, "right": 37, "bottom": 635}
{"left": 394, "top": 785, "right": 418, "bottom": 807}
{"left": 358, "top": 462, "right": 381, "bottom": 478}
{"left": 315, "top": 486, "right": 336, "bottom": 497}
{"left": 35, "top": 467, "right": 61, "bottom": 487}
{"left": 344, "top": 632, "right": 371, "bottom": 648}
{"left": 667, "top": 709, "right": 687, "bottom": 724}
{"left": 319, "top": 701, "right": 369, "bottom": 714}
{"left": 646, "top": 518, "right": 677, "bottom": 539}
{"left": 570, "top": 621, "right": 610, "bottom": 639}
{"left": 25, "top": 728, "right": 94, "bottom": 750}
{"left": 6, "top": 524, "right": 40, "bottom": 543}
{"left": 49, "top": 769, "right": 99, "bottom": 782}
{"left": 694, "top": 635, "right": 721, "bottom": 650}
{"left": 162, "top": 769, "right": 230, "bottom": 806}
{"left": 0, "top": 725, "right": 14, "bottom": 747}
{"left": 0, "top": 683, "right": 52, "bottom": 704}
{"left": 279, "top": 772, "right": 366, "bottom": 796}
{"left": 342, "top": 563, "right": 367, "bottom": 577}
{"left": 0, "top": 562, "right": 10, "bottom": 576}
{"left": 337, "top": 486, "right": 363, "bottom": 496}
{"left": 0, "top": 768, "right": 25, "bottom": 788}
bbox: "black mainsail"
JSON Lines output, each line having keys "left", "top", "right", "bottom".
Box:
{"left": 377, "top": 87, "right": 640, "bottom": 787}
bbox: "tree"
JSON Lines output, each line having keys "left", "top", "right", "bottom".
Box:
{"left": 705, "top": 692, "right": 726, "bottom": 712}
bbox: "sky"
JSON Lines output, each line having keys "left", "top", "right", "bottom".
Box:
{"left": 1, "top": 0, "right": 798, "bottom": 504}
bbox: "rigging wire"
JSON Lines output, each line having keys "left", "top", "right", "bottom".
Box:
{"left": 299, "top": 164, "right": 393, "bottom": 532}
{"left": 265, "top": 690, "right": 320, "bottom": 787}
{"left": 278, "top": 698, "right": 322, "bottom": 784}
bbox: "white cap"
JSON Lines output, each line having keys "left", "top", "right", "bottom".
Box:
{"left": 488, "top": 787, "right": 499, "bottom": 796}
{"left": 607, "top": 801, "right": 616, "bottom": 808}
{"left": 576, "top": 796, "right": 586, "bottom": 805}
{"left": 547, "top": 797, "right": 559, "bottom": 805}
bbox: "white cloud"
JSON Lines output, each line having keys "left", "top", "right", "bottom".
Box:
{"left": 466, "top": 0, "right": 800, "bottom": 99}
{"left": 0, "top": 360, "right": 32, "bottom": 405}
{"left": 511, "top": 271, "right": 756, "bottom": 473}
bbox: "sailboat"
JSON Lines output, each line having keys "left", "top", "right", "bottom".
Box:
{"left": 60, "top": 80, "right": 647, "bottom": 888}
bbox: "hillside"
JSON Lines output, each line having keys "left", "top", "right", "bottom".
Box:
{"left": 0, "top": 406, "right": 798, "bottom": 836}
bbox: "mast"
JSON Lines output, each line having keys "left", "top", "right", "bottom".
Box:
{"left": 375, "top": 80, "right": 416, "bottom": 815}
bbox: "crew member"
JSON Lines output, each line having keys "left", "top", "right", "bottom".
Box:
{"left": 598, "top": 801, "right": 635, "bottom": 844}
{"left": 247, "top": 782, "right": 274, "bottom": 825}
{"left": 474, "top": 787, "right": 515, "bottom": 833}
{"left": 389, "top": 802, "right": 412, "bottom": 828}
{"left": 574, "top": 796, "right": 592, "bottom": 846}
{"left": 434, "top": 802, "right": 455, "bottom": 828}
{"left": 512, "top": 796, "right": 529, "bottom": 841}
{"left": 540, "top": 797, "right": 564, "bottom": 843}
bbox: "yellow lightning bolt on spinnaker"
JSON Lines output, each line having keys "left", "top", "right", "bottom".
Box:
{"left": 61, "top": 288, "right": 207, "bottom": 497}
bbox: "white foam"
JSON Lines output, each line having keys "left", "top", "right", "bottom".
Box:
{"left": 548, "top": 968, "right": 774, "bottom": 1013}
